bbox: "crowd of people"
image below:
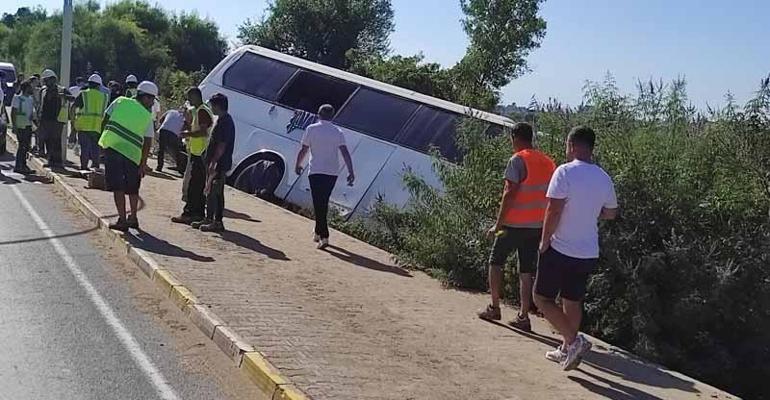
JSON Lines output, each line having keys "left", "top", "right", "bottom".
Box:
{"left": 2, "top": 67, "right": 618, "bottom": 373}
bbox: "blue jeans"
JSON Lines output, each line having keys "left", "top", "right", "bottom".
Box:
{"left": 78, "top": 131, "right": 100, "bottom": 170}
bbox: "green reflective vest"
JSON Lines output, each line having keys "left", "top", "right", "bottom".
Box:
{"left": 188, "top": 103, "right": 213, "bottom": 156}
{"left": 57, "top": 91, "right": 70, "bottom": 123}
{"left": 13, "top": 95, "right": 33, "bottom": 128}
{"left": 74, "top": 89, "right": 109, "bottom": 133}
{"left": 98, "top": 97, "right": 151, "bottom": 165}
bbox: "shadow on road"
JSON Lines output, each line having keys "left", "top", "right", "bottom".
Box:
{"left": 569, "top": 369, "right": 666, "bottom": 400}
{"left": 145, "top": 170, "right": 177, "bottom": 181}
{"left": 130, "top": 230, "right": 215, "bottom": 262}
{"left": 482, "top": 319, "right": 698, "bottom": 396}
{"left": 223, "top": 209, "right": 261, "bottom": 223}
{"left": 323, "top": 245, "right": 412, "bottom": 277}
{"left": 218, "top": 229, "right": 289, "bottom": 261}
{"left": 0, "top": 225, "right": 99, "bottom": 246}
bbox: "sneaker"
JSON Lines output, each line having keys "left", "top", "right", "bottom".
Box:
{"left": 108, "top": 219, "right": 129, "bottom": 232}
{"left": 171, "top": 215, "right": 198, "bottom": 225}
{"left": 317, "top": 238, "right": 329, "bottom": 250}
{"left": 562, "top": 335, "right": 592, "bottom": 371}
{"left": 508, "top": 314, "right": 532, "bottom": 332}
{"left": 313, "top": 233, "right": 320, "bottom": 243}
{"left": 545, "top": 345, "right": 567, "bottom": 363}
{"left": 200, "top": 221, "right": 225, "bottom": 232}
{"left": 477, "top": 304, "right": 501, "bottom": 321}
{"left": 190, "top": 219, "right": 211, "bottom": 229}
{"left": 126, "top": 215, "right": 139, "bottom": 230}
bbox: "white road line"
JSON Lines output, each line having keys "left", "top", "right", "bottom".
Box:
{"left": 11, "top": 185, "right": 180, "bottom": 400}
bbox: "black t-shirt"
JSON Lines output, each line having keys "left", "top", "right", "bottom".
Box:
{"left": 205, "top": 113, "right": 235, "bottom": 172}
{"left": 40, "top": 85, "right": 62, "bottom": 121}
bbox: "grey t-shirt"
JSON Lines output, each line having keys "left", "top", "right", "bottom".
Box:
{"left": 504, "top": 154, "right": 528, "bottom": 184}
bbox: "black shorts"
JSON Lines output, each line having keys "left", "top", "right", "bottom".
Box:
{"left": 104, "top": 148, "right": 141, "bottom": 195}
{"left": 535, "top": 247, "right": 597, "bottom": 301}
{"left": 489, "top": 227, "right": 541, "bottom": 274}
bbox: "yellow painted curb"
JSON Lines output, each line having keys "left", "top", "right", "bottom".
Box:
{"left": 240, "top": 352, "right": 287, "bottom": 395}
{"left": 213, "top": 325, "right": 254, "bottom": 365}
{"left": 152, "top": 269, "right": 181, "bottom": 296}
{"left": 275, "top": 384, "right": 312, "bottom": 400}
{"left": 169, "top": 285, "right": 198, "bottom": 310}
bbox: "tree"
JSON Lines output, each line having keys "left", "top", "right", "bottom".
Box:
{"left": 165, "top": 12, "right": 228, "bottom": 72}
{"left": 238, "top": 0, "right": 394, "bottom": 69}
{"left": 453, "top": 0, "right": 547, "bottom": 108}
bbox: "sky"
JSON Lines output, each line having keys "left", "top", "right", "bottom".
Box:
{"left": 3, "top": 0, "right": 769, "bottom": 109}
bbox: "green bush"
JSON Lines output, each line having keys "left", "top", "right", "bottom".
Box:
{"left": 334, "top": 75, "right": 770, "bottom": 398}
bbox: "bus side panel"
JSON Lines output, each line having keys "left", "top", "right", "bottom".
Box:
{"left": 350, "top": 147, "right": 443, "bottom": 218}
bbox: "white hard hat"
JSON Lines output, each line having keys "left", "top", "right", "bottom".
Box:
{"left": 137, "top": 81, "right": 159, "bottom": 97}
{"left": 87, "top": 74, "right": 103, "bottom": 85}
{"left": 125, "top": 74, "right": 138, "bottom": 84}
{"left": 41, "top": 69, "right": 57, "bottom": 79}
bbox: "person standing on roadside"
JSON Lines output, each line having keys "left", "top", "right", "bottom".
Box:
{"left": 30, "top": 74, "right": 43, "bottom": 155}
{"left": 191, "top": 93, "right": 234, "bottom": 232}
{"left": 72, "top": 74, "right": 109, "bottom": 171}
{"left": 478, "top": 123, "right": 556, "bottom": 332}
{"left": 11, "top": 80, "right": 36, "bottom": 175}
{"left": 125, "top": 75, "right": 139, "bottom": 98}
{"left": 156, "top": 106, "right": 186, "bottom": 173}
{"left": 38, "top": 69, "right": 67, "bottom": 169}
{"left": 98, "top": 81, "right": 159, "bottom": 232}
{"left": 108, "top": 81, "right": 123, "bottom": 104}
{"left": 294, "top": 104, "right": 355, "bottom": 250}
{"left": 171, "top": 87, "right": 213, "bottom": 225}
{"left": 534, "top": 126, "right": 618, "bottom": 371}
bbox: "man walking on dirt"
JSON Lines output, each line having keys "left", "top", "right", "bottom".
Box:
{"left": 172, "top": 87, "right": 213, "bottom": 225}
{"left": 99, "top": 81, "right": 159, "bottom": 232}
{"left": 534, "top": 126, "right": 618, "bottom": 370}
{"left": 478, "top": 122, "right": 556, "bottom": 332}
{"left": 294, "top": 104, "right": 354, "bottom": 249}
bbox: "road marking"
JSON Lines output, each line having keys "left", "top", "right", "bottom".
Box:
{"left": 11, "top": 185, "right": 181, "bottom": 400}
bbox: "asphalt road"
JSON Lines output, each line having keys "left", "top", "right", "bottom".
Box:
{"left": 0, "top": 154, "right": 263, "bottom": 400}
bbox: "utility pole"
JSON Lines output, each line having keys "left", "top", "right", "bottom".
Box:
{"left": 60, "top": 0, "right": 73, "bottom": 160}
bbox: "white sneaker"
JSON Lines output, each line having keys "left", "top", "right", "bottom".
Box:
{"left": 561, "top": 335, "right": 591, "bottom": 371}
{"left": 545, "top": 345, "right": 567, "bottom": 363}
{"left": 317, "top": 238, "right": 329, "bottom": 249}
{"left": 313, "top": 233, "right": 320, "bottom": 243}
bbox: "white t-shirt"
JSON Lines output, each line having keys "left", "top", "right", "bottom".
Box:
{"left": 159, "top": 110, "right": 185, "bottom": 136}
{"left": 546, "top": 160, "right": 618, "bottom": 259}
{"left": 11, "top": 94, "right": 34, "bottom": 127}
{"left": 105, "top": 99, "right": 155, "bottom": 138}
{"left": 301, "top": 120, "right": 346, "bottom": 176}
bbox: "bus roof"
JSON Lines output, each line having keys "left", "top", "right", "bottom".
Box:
{"left": 239, "top": 46, "right": 515, "bottom": 128}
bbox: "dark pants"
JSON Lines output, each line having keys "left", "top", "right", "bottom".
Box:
{"left": 157, "top": 129, "right": 184, "bottom": 170}
{"left": 33, "top": 128, "right": 45, "bottom": 155}
{"left": 182, "top": 154, "right": 206, "bottom": 218}
{"left": 206, "top": 171, "right": 226, "bottom": 222}
{"left": 15, "top": 127, "right": 32, "bottom": 170}
{"left": 309, "top": 174, "right": 338, "bottom": 239}
{"left": 78, "top": 131, "right": 100, "bottom": 170}
{"left": 40, "top": 120, "right": 64, "bottom": 166}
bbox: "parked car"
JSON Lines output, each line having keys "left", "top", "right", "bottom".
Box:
{"left": 0, "top": 62, "right": 17, "bottom": 106}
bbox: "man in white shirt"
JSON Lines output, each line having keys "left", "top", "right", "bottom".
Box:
{"left": 294, "top": 104, "right": 355, "bottom": 249}
{"left": 156, "top": 107, "right": 186, "bottom": 172}
{"left": 534, "top": 126, "right": 618, "bottom": 371}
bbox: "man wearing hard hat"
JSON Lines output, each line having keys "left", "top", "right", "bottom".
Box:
{"left": 72, "top": 74, "right": 110, "bottom": 171}
{"left": 125, "top": 75, "right": 139, "bottom": 98}
{"left": 38, "top": 68, "right": 69, "bottom": 169}
{"left": 98, "top": 81, "right": 159, "bottom": 232}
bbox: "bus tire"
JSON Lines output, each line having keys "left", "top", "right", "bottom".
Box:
{"left": 231, "top": 155, "right": 284, "bottom": 199}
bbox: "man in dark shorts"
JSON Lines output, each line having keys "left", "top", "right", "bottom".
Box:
{"left": 534, "top": 126, "right": 618, "bottom": 370}
{"left": 98, "top": 81, "right": 159, "bottom": 232}
{"left": 478, "top": 122, "right": 556, "bottom": 332}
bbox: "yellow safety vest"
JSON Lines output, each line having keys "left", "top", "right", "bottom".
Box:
{"left": 188, "top": 103, "right": 213, "bottom": 156}
{"left": 13, "top": 95, "right": 33, "bottom": 128}
{"left": 98, "top": 97, "right": 152, "bottom": 165}
{"left": 57, "top": 93, "right": 70, "bottom": 123}
{"left": 74, "top": 89, "right": 109, "bottom": 133}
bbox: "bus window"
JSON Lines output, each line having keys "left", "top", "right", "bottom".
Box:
{"left": 397, "top": 106, "right": 461, "bottom": 161}
{"left": 222, "top": 52, "right": 298, "bottom": 101}
{"left": 277, "top": 70, "right": 357, "bottom": 114}
{"left": 334, "top": 88, "right": 419, "bottom": 141}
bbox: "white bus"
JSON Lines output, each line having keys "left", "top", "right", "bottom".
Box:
{"left": 199, "top": 46, "right": 513, "bottom": 219}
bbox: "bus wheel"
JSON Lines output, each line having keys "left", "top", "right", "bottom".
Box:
{"left": 232, "top": 158, "right": 284, "bottom": 199}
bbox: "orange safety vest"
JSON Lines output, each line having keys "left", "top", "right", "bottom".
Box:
{"left": 501, "top": 148, "right": 556, "bottom": 228}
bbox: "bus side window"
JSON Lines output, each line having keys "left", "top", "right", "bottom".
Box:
{"left": 277, "top": 71, "right": 357, "bottom": 114}
{"left": 396, "top": 107, "right": 461, "bottom": 161}
{"left": 222, "top": 52, "right": 298, "bottom": 101}
{"left": 334, "top": 88, "right": 420, "bottom": 142}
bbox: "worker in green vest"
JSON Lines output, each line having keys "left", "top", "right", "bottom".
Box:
{"left": 125, "top": 75, "right": 138, "bottom": 98}
{"left": 11, "top": 80, "right": 36, "bottom": 174}
{"left": 171, "top": 87, "right": 213, "bottom": 225}
{"left": 98, "top": 81, "right": 158, "bottom": 232}
{"left": 72, "top": 74, "right": 109, "bottom": 171}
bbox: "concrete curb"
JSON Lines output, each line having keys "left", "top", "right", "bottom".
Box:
{"left": 10, "top": 134, "right": 311, "bottom": 400}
